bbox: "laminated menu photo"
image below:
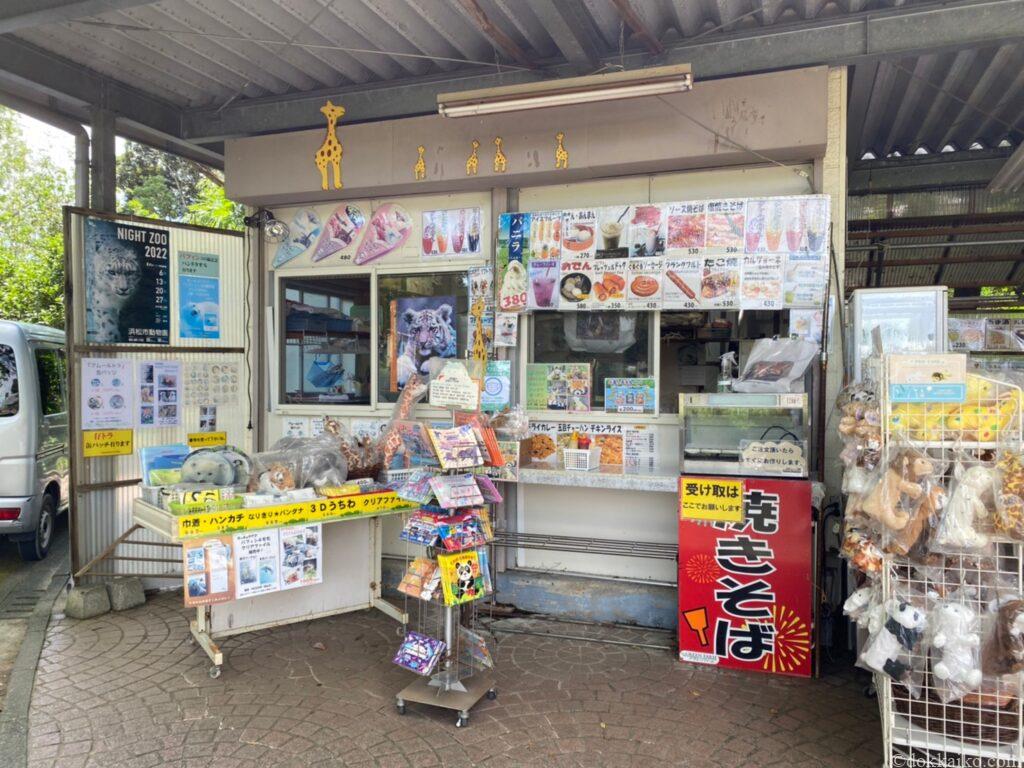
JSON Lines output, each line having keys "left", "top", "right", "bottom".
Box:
{"left": 591, "top": 258, "right": 628, "bottom": 310}
{"left": 558, "top": 256, "right": 594, "bottom": 310}
{"left": 627, "top": 257, "right": 664, "bottom": 311}
{"left": 740, "top": 254, "right": 784, "bottom": 310}
{"left": 625, "top": 204, "right": 665, "bottom": 258}
{"left": 664, "top": 201, "right": 707, "bottom": 253}
{"left": 662, "top": 257, "right": 702, "bottom": 310}
{"left": 700, "top": 255, "right": 741, "bottom": 309}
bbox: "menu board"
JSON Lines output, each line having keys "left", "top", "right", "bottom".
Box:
{"left": 497, "top": 195, "right": 830, "bottom": 313}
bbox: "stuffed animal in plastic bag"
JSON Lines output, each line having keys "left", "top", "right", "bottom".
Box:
{"left": 984, "top": 599, "right": 1024, "bottom": 676}
{"left": 841, "top": 521, "right": 884, "bottom": 575}
{"left": 180, "top": 450, "right": 237, "bottom": 486}
{"left": 861, "top": 599, "right": 927, "bottom": 686}
{"left": 257, "top": 463, "right": 296, "bottom": 495}
{"left": 935, "top": 464, "right": 994, "bottom": 549}
{"left": 929, "top": 602, "right": 983, "bottom": 691}
{"left": 861, "top": 450, "right": 934, "bottom": 532}
{"left": 844, "top": 585, "right": 886, "bottom": 635}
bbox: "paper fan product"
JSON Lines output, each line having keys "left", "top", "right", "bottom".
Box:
{"left": 272, "top": 208, "right": 322, "bottom": 267}
{"left": 354, "top": 203, "right": 413, "bottom": 265}
{"left": 313, "top": 204, "right": 365, "bottom": 261}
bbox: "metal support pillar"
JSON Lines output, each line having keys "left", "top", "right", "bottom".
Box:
{"left": 89, "top": 106, "right": 116, "bottom": 212}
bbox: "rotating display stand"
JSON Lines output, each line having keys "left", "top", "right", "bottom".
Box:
{"left": 392, "top": 412, "right": 499, "bottom": 727}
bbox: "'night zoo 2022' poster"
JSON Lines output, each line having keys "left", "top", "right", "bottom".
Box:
{"left": 84, "top": 218, "right": 170, "bottom": 344}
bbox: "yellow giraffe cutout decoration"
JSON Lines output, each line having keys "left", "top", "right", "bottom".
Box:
{"left": 315, "top": 100, "right": 345, "bottom": 190}
{"left": 470, "top": 297, "right": 488, "bottom": 367}
{"left": 413, "top": 145, "right": 426, "bottom": 180}
{"left": 493, "top": 137, "right": 507, "bottom": 173}
{"left": 555, "top": 131, "right": 569, "bottom": 169}
{"left": 466, "top": 139, "right": 480, "bottom": 176}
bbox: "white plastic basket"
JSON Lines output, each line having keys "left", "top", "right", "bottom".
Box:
{"left": 562, "top": 446, "right": 601, "bottom": 472}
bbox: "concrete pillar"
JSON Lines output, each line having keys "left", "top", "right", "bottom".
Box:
{"left": 89, "top": 106, "right": 116, "bottom": 212}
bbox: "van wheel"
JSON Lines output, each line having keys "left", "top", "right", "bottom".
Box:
{"left": 19, "top": 496, "right": 54, "bottom": 561}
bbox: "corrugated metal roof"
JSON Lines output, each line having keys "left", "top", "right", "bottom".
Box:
{"left": 5, "top": 0, "right": 1021, "bottom": 156}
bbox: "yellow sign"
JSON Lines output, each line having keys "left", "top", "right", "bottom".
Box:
{"left": 188, "top": 431, "right": 227, "bottom": 448}
{"left": 679, "top": 476, "right": 744, "bottom": 523}
{"left": 181, "top": 488, "right": 221, "bottom": 505}
{"left": 83, "top": 429, "right": 133, "bottom": 457}
{"left": 176, "top": 491, "right": 417, "bottom": 539}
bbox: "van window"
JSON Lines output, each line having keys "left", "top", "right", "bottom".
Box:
{"left": 0, "top": 345, "right": 17, "bottom": 417}
{"left": 35, "top": 349, "right": 64, "bottom": 416}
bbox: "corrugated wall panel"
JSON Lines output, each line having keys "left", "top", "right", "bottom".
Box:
{"left": 67, "top": 211, "right": 252, "bottom": 580}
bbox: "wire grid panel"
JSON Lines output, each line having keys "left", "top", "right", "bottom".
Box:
{"left": 879, "top": 361, "right": 1024, "bottom": 766}
{"left": 66, "top": 210, "right": 252, "bottom": 577}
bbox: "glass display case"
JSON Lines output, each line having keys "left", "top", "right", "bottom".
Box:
{"left": 680, "top": 393, "right": 810, "bottom": 478}
{"left": 850, "top": 286, "right": 947, "bottom": 383}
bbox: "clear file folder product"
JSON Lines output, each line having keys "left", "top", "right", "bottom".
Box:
{"left": 850, "top": 286, "right": 947, "bottom": 383}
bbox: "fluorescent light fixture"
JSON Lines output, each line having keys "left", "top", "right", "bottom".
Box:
{"left": 437, "top": 64, "right": 693, "bottom": 118}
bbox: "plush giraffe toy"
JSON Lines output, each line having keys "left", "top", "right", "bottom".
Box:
{"left": 466, "top": 139, "right": 480, "bottom": 176}
{"left": 555, "top": 131, "right": 569, "bottom": 169}
{"left": 315, "top": 100, "right": 345, "bottom": 191}
{"left": 493, "top": 137, "right": 507, "bottom": 173}
{"left": 470, "top": 297, "right": 488, "bottom": 367}
{"left": 413, "top": 146, "right": 426, "bottom": 181}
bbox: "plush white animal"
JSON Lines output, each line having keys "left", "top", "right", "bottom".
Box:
{"left": 930, "top": 602, "right": 983, "bottom": 689}
{"left": 844, "top": 585, "right": 887, "bottom": 635}
{"left": 861, "top": 599, "right": 927, "bottom": 682}
{"left": 936, "top": 464, "right": 994, "bottom": 549}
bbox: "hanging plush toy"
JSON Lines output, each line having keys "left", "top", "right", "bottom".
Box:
{"left": 861, "top": 450, "right": 934, "bottom": 532}
{"left": 861, "top": 599, "right": 927, "bottom": 685}
{"left": 935, "top": 464, "right": 995, "bottom": 549}
{"left": 929, "top": 602, "right": 983, "bottom": 692}
{"left": 984, "top": 599, "right": 1024, "bottom": 676}
{"left": 256, "top": 463, "right": 296, "bottom": 495}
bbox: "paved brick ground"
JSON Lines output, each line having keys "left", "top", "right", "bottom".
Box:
{"left": 28, "top": 592, "right": 881, "bottom": 767}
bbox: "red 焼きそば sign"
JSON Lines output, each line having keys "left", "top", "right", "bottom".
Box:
{"left": 678, "top": 477, "right": 812, "bottom": 677}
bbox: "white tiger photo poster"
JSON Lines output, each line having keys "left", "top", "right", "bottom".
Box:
{"left": 389, "top": 295, "right": 457, "bottom": 391}
{"left": 84, "top": 218, "right": 170, "bottom": 345}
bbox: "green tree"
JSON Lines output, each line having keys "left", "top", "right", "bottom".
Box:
{"left": 0, "top": 108, "right": 72, "bottom": 328}
{"left": 186, "top": 177, "right": 245, "bottom": 231}
{"left": 117, "top": 141, "right": 202, "bottom": 220}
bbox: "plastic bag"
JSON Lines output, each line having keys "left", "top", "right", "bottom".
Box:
{"left": 491, "top": 404, "right": 531, "bottom": 441}
{"left": 841, "top": 518, "right": 884, "bottom": 576}
{"left": 934, "top": 462, "right": 997, "bottom": 551}
{"left": 270, "top": 434, "right": 348, "bottom": 489}
{"left": 178, "top": 446, "right": 251, "bottom": 487}
{"left": 860, "top": 447, "right": 936, "bottom": 536}
{"left": 858, "top": 596, "right": 928, "bottom": 698}
{"left": 844, "top": 583, "right": 885, "bottom": 635}
{"left": 731, "top": 337, "right": 819, "bottom": 393}
{"left": 927, "top": 599, "right": 983, "bottom": 703}
{"left": 982, "top": 598, "right": 1024, "bottom": 676}
{"left": 993, "top": 449, "right": 1024, "bottom": 539}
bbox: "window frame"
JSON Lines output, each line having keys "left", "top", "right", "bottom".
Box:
{"left": 272, "top": 261, "right": 480, "bottom": 417}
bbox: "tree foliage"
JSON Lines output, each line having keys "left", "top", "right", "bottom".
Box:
{"left": 0, "top": 108, "right": 72, "bottom": 328}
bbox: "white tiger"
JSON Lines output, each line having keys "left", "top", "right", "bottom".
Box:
{"left": 86, "top": 230, "right": 141, "bottom": 342}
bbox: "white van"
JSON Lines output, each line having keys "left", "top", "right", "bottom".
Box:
{"left": 0, "top": 321, "right": 68, "bottom": 560}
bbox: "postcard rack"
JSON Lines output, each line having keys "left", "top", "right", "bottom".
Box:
{"left": 392, "top": 414, "right": 499, "bottom": 727}
{"left": 876, "top": 364, "right": 1024, "bottom": 766}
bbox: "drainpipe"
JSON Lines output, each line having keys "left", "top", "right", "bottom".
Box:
{"left": 0, "top": 90, "right": 89, "bottom": 207}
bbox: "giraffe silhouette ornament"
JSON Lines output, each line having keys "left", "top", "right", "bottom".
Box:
{"left": 466, "top": 139, "right": 480, "bottom": 176}
{"left": 413, "top": 146, "right": 426, "bottom": 181}
{"left": 315, "top": 100, "right": 345, "bottom": 191}
{"left": 555, "top": 131, "right": 569, "bottom": 169}
{"left": 493, "top": 137, "right": 507, "bottom": 173}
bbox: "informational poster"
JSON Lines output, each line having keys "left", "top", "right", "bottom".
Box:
{"left": 468, "top": 265, "right": 495, "bottom": 311}
{"left": 626, "top": 257, "right": 663, "bottom": 311}
{"left": 199, "top": 405, "right": 217, "bottom": 432}
{"left": 81, "top": 358, "right": 132, "bottom": 430}
{"left": 84, "top": 218, "right": 170, "bottom": 344}
{"left": 624, "top": 425, "right": 657, "bottom": 473}
{"left": 529, "top": 421, "right": 624, "bottom": 467}
{"left": 605, "top": 378, "right": 656, "bottom": 414}
{"left": 527, "top": 259, "right": 559, "bottom": 310}
{"left": 350, "top": 418, "right": 387, "bottom": 443}
{"left": 662, "top": 257, "right": 702, "bottom": 310}
{"left": 310, "top": 416, "right": 327, "bottom": 437}
{"left": 279, "top": 524, "right": 323, "bottom": 590}
{"left": 678, "top": 478, "right": 813, "bottom": 678}
{"left": 138, "top": 361, "right": 181, "bottom": 428}
{"left": 561, "top": 208, "right": 598, "bottom": 258}
{"left": 740, "top": 254, "right": 784, "bottom": 310}
{"left": 389, "top": 295, "right": 456, "bottom": 390}
{"left": 481, "top": 360, "right": 511, "bottom": 412}
{"left": 83, "top": 429, "right": 133, "bottom": 457}
{"left": 183, "top": 535, "right": 235, "bottom": 607}
{"left": 626, "top": 204, "right": 665, "bottom": 258}
{"left": 428, "top": 361, "right": 480, "bottom": 411}
{"left": 679, "top": 477, "right": 745, "bottom": 523}
{"left": 183, "top": 361, "right": 241, "bottom": 406}
{"left": 887, "top": 353, "right": 967, "bottom": 403}
{"left": 494, "top": 313, "right": 518, "bottom": 347}
{"left": 283, "top": 418, "right": 308, "bottom": 438}
{"left": 700, "top": 255, "right": 741, "bottom": 309}
{"left": 525, "top": 364, "right": 590, "bottom": 412}
{"left": 234, "top": 529, "right": 281, "bottom": 599}
{"left": 422, "top": 207, "right": 482, "bottom": 258}
{"left": 496, "top": 212, "right": 529, "bottom": 312}
{"left": 178, "top": 251, "right": 220, "bottom": 339}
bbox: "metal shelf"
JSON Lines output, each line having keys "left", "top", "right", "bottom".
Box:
{"left": 493, "top": 531, "right": 677, "bottom": 560}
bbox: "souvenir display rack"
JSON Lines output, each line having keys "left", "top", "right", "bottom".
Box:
{"left": 873, "top": 361, "right": 1024, "bottom": 766}
{"left": 392, "top": 420, "right": 499, "bottom": 727}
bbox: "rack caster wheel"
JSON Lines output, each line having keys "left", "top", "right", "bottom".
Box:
{"left": 486, "top": 689, "right": 497, "bottom": 700}
{"left": 208, "top": 665, "right": 221, "bottom": 679}
{"left": 455, "top": 714, "right": 469, "bottom": 728}
{"left": 396, "top": 699, "right": 406, "bottom": 715}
